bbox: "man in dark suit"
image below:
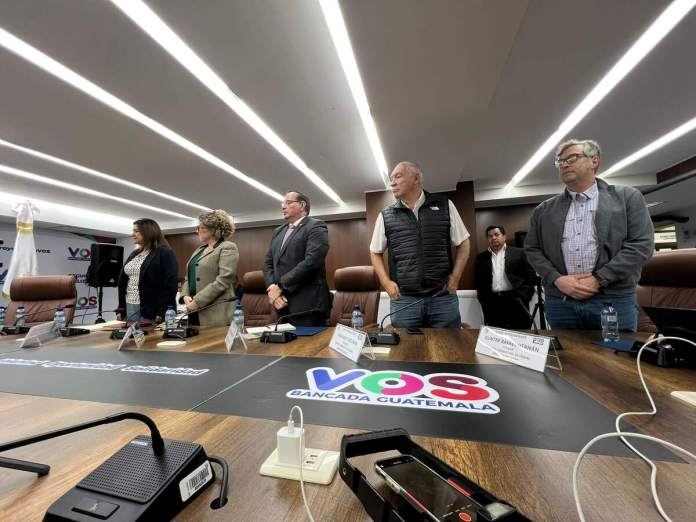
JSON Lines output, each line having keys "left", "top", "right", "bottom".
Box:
{"left": 263, "top": 191, "right": 331, "bottom": 326}
{"left": 475, "top": 225, "right": 536, "bottom": 329}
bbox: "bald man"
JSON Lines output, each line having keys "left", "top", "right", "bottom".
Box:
{"left": 370, "top": 161, "right": 470, "bottom": 328}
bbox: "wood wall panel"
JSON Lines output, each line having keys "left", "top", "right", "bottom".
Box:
{"left": 167, "top": 218, "right": 370, "bottom": 289}
{"left": 474, "top": 203, "right": 537, "bottom": 252}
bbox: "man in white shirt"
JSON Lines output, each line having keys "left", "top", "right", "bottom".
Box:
{"left": 474, "top": 225, "right": 536, "bottom": 329}
{"left": 370, "top": 161, "right": 470, "bottom": 328}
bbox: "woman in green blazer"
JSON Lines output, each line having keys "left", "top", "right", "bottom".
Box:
{"left": 181, "top": 210, "right": 239, "bottom": 326}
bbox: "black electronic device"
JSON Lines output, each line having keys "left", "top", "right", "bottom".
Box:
{"left": 259, "top": 308, "right": 321, "bottom": 344}
{"left": 634, "top": 307, "right": 696, "bottom": 368}
{"left": 1, "top": 304, "right": 75, "bottom": 335}
{"left": 376, "top": 454, "right": 484, "bottom": 522}
{"left": 0, "top": 412, "right": 228, "bottom": 521}
{"left": 110, "top": 328, "right": 149, "bottom": 340}
{"left": 59, "top": 327, "right": 90, "bottom": 337}
{"left": 406, "top": 327, "right": 424, "bottom": 335}
{"left": 87, "top": 243, "right": 123, "bottom": 288}
{"left": 340, "top": 428, "right": 529, "bottom": 521}
{"left": 163, "top": 298, "right": 237, "bottom": 340}
{"left": 368, "top": 288, "right": 447, "bottom": 345}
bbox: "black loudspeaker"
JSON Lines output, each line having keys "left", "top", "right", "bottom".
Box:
{"left": 87, "top": 243, "right": 123, "bottom": 288}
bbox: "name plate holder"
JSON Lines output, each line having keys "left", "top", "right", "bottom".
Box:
{"left": 329, "top": 324, "right": 375, "bottom": 362}
{"left": 19, "top": 321, "right": 62, "bottom": 349}
{"left": 117, "top": 323, "right": 146, "bottom": 351}
{"left": 475, "top": 326, "right": 562, "bottom": 372}
{"left": 225, "top": 322, "right": 248, "bottom": 352}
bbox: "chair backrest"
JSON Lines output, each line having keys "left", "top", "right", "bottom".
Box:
{"left": 240, "top": 270, "right": 277, "bottom": 327}
{"left": 5, "top": 275, "right": 78, "bottom": 325}
{"left": 330, "top": 266, "right": 380, "bottom": 327}
{"left": 636, "top": 248, "right": 696, "bottom": 331}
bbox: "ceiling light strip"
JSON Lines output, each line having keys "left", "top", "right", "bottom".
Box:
{"left": 0, "top": 138, "right": 209, "bottom": 213}
{"left": 0, "top": 27, "right": 284, "bottom": 202}
{"left": 506, "top": 0, "right": 696, "bottom": 189}
{"left": 319, "top": 0, "right": 390, "bottom": 188}
{"left": 0, "top": 163, "right": 191, "bottom": 219}
{"left": 112, "top": 0, "right": 344, "bottom": 205}
{"left": 600, "top": 115, "right": 696, "bottom": 177}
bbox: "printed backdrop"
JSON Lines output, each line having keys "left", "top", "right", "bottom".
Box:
{"left": 0, "top": 223, "right": 121, "bottom": 322}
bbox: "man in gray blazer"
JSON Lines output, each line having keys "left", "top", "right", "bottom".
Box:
{"left": 524, "top": 139, "right": 654, "bottom": 331}
{"left": 263, "top": 191, "right": 332, "bottom": 327}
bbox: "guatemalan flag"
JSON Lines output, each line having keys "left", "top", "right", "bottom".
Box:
{"left": 2, "top": 201, "right": 39, "bottom": 299}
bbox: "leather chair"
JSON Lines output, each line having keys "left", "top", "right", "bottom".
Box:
{"left": 636, "top": 248, "right": 696, "bottom": 332}
{"left": 330, "top": 266, "right": 380, "bottom": 327}
{"left": 240, "top": 271, "right": 277, "bottom": 327}
{"left": 5, "top": 275, "right": 78, "bottom": 325}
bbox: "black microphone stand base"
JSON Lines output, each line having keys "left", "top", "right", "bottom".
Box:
{"left": 44, "top": 436, "right": 215, "bottom": 522}
{"left": 260, "top": 331, "right": 297, "bottom": 343}
{"left": 162, "top": 327, "right": 199, "bottom": 339}
{"left": 368, "top": 331, "right": 401, "bottom": 345}
{"left": 110, "top": 329, "right": 148, "bottom": 340}
{"left": 1, "top": 325, "right": 31, "bottom": 335}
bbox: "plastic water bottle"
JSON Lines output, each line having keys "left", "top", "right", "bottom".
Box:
{"left": 15, "top": 306, "right": 27, "bottom": 327}
{"left": 0, "top": 306, "right": 6, "bottom": 325}
{"left": 165, "top": 306, "right": 177, "bottom": 330}
{"left": 601, "top": 302, "right": 619, "bottom": 342}
{"left": 53, "top": 307, "right": 66, "bottom": 329}
{"left": 233, "top": 301, "right": 245, "bottom": 331}
{"left": 351, "top": 305, "right": 364, "bottom": 331}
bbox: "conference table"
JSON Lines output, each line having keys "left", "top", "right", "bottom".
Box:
{"left": 0, "top": 325, "right": 694, "bottom": 521}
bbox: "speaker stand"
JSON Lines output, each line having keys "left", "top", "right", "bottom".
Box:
{"left": 95, "top": 287, "right": 106, "bottom": 324}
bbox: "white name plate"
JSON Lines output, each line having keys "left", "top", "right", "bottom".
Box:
{"left": 329, "top": 324, "right": 368, "bottom": 362}
{"left": 475, "top": 326, "right": 551, "bottom": 372}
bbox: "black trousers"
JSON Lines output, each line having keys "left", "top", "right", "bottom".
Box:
{"left": 278, "top": 310, "right": 328, "bottom": 327}
{"left": 481, "top": 292, "right": 532, "bottom": 330}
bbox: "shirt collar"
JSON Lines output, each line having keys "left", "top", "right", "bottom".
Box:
{"left": 568, "top": 181, "right": 598, "bottom": 201}
{"left": 488, "top": 244, "right": 506, "bottom": 256}
{"left": 399, "top": 191, "right": 426, "bottom": 211}
{"left": 288, "top": 215, "right": 306, "bottom": 227}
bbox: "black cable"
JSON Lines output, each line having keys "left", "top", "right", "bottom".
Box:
{"left": 208, "top": 455, "right": 229, "bottom": 509}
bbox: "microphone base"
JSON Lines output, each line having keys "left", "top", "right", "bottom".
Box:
{"left": 110, "top": 328, "right": 148, "bottom": 340}
{"left": 1, "top": 325, "right": 31, "bottom": 335}
{"left": 368, "top": 331, "right": 401, "bottom": 345}
{"left": 260, "top": 331, "right": 297, "bottom": 343}
{"left": 44, "top": 436, "right": 214, "bottom": 522}
{"left": 162, "top": 327, "right": 199, "bottom": 339}
{"left": 60, "top": 327, "right": 90, "bottom": 337}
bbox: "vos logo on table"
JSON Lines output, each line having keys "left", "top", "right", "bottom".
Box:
{"left": 287, "top": 367, "right": 500, "bottom": 414}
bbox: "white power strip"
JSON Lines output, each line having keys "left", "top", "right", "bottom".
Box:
{"left": 260, "top": 447, "right": 339, "bottom": 485}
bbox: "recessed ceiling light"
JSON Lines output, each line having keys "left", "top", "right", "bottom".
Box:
{"left": 0, "top": 138, "right": 209, "bottom": 214}
{"left": 600, "top": 114, "right": 696, "bottom": 178}
{"left": 319, "top": 0, "right": 390, "bottom": 188}
{"left": 111, "top": 0, "right": 344, "bottom": 205}
{"left": 0, "top": 163, "right": 192, "bottom": 219}
{"left": 506, "top": 0, "right": 696, "bottom": 190}
{"left": 0, "top": 27, "right": 284, "bottom": 202}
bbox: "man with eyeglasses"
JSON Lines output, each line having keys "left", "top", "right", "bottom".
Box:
{"left": 263, "top": 191, "right": 331, "bottom": 326}
{"left": 370, "top": 161, "right": 470, "bottom": 329}
{"left": 524, "top": 139, "right": 653, "bottom": 331}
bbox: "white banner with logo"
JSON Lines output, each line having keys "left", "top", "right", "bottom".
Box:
{"left": 0, "top": 223, "right": 120, "bottom": 323}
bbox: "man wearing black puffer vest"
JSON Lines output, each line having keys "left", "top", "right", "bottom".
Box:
{"left": 370, "top": 161, "right": 470, "bottom": 328}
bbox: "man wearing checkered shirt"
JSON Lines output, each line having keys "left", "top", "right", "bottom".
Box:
{"left": 524, "top": 139, "right": 654, "bottom": 331}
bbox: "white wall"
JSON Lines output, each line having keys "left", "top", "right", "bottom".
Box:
{"left": 0, "top": 223, "right": 120, "bottom": 323}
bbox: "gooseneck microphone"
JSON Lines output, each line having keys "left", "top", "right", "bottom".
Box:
{"left": 163, "top": 297, "right": 238, "bottom": 339}
{"left": 0, "top": 412, "right": 229, "bottom": 521}
{"left": 369, "top": 287, "right": 449, "bottom": 345}
{"left": 260, "top": 308, "right": 322, "bottom": 343}
{"left": 1, "top": 304, "right": 76, "bottom": 335}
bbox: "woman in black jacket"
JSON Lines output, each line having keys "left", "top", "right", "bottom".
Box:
{"left": 116, "top": 218, "right": 178, "bottom": 323}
